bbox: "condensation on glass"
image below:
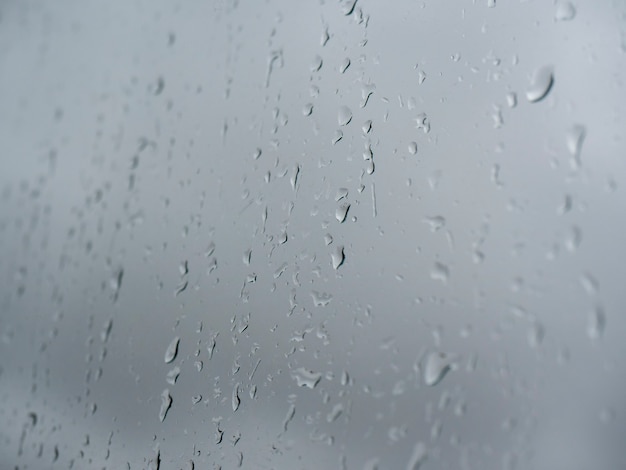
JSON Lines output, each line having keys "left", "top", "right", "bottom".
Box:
{"left": 1, "top": 0, "right": 625, "bottom": 469}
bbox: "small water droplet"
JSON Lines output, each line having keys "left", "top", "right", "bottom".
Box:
{"left": 564, "top": 225, "right": 582, "bottom": 252}
{"left": 292, "top": 367, "right": 322, "bottom": 389}
{"left": 339, "top": 58, "right": 350, "bottom": 74}
{"left": 324, "top": 233, "right": 333, "bottom": 245}
{"left": 331, "top": 245, "right": 345, "bottom": 270}
{"left": 341, "top": 0, "right": 359, "bottom": 16}
{"left": 566, "top": 124, "right": 586, "bottom": 169}
{"left": 166, "top": 366, "right": 180, "bottom": 385}
{"left": 417, "top": 70, "right": 427, "bottom": 84}
{"left": 336, "top": 202, "right": 350, "bottom": 223}
{"left": 423, "top": 216, "right": 446, "bottom": 232}
{"left": 423, "top": 352, "right": 454, "bottom": 386}
{"left": 506, "top": 92, "right": 517, "bottom": 108}
{"left": 528, "top": 322, "right": 545, "bottom": 348}
{"left": 159, "top": 389, "right": 172, "bottom": 422}
{"left": 555, "top": 1, "right": 576, "bottom": 21}
{"left": 321, "top": 28, "right": 330, "bottom": 46}
{"left": 232, "top": 383, "right": 241, "bottom": 411}
{"left": 580, "top": 272, "right": 599, "bottom": 295}
{"left": 310, "top": 55, "right": 323, "bottom": 72}
{"left": 338, "top": 106, "right": 353, "bottom": 126}
{"left": 191, "top": 395, "right": 202, "bottom": 405}
{"left": 525, "top": 66, "right": 554, "bottom": 103}
{"left": 407, "top": 441, "right": 428, "bottom": 470}
{"left": 164, "top": 337, "right": 180, "bottom": 364}
{"left": 587, "top": 306, "right": 605, "bottom": 340}
{"left": 311, "top": 290, "right": 333, "bottom": 307}
{"left": 408, "top": 142, "right": 418, "bottom": 155}
{"left": 335, "top": 188, "right": 349, "bottom": 201}
{"left": 252, "top": 148, "right": 262, "bottom": 160}
{"left": 302, "top": 103, "right": 314, "bottom": 116}
{"left": 362, "top": 120, "right": 372, "bottom": 134}
{"left": 332, "top": 130, "right": 343, "bottom": 145}
{"left": 327, "top": 403, "right": 344, "bottom": 422}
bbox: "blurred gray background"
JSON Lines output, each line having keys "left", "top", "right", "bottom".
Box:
{"left": 1, "top": 0, "right": 625, "bottom": 468}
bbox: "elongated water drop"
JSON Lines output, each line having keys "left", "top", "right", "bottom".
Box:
{"left": 159, "top": 389, "right": 172, "bottom": 422}
{"left": 331, "top": 245, "right": 345, "bottom": 270}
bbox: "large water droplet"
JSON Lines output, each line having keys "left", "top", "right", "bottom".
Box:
{"left": 423, "top": 352, "right": 454, "bottom": 386}
{"left": 525, "top": 66, "right": 554, "bottom": 102}
{"left": 555, "top": 1, "right": 576, "bottom": 21}
{"left": 292, "top": 367, "right": 322, "bottom": 389}
{"left": 166, "top": 366, "right": 181, "bottom": 385}
{"left": 164, "top": 337, "right": 180, "bottom": 364}
{"left": 338, "top": 106, "right": 353, "bottom": 126}
{"left": 159, "top": 389, "right": 172, "bottom": 422}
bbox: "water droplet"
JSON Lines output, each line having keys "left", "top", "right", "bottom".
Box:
{"left": 336, "top": 202, "right": 350, "bottom": 223}
{"left": 564, "top": 225, "right": 582, "bottom": 252}
{"left": 580, "top": 272, "right": 599, "bottom": 295}
{"left": 555, "top": 1, "right": 576, "bottom": 21}
{"left": 332, "top": 130, "right": 343, "bottom": 145}
{"left": 408, "top": 142, "right": 418, "bottom": 155}
{"left": 587, "top": 306, "right": 605, "bottom": 340}
{"left": 423, "top": 216, "right": 446, "bottom": 232}
{"left": 331, "top": 245, "right": 345, "bottom": 270}
{"left": 327, "top": 403, "right": 344, "bottom": 422}
{"left": 362, "top": 120, "right": 372, "bottom": 134}
{"left": 302, "top": 103, "right": 314, "bottom": 116}
{"left": 324, "top": 233, "right": 333, "bottom": 245}
{"left": 528, "top": 322, "right": 545, "bottom": 348}
{"left": 321, "top": 27, "right": 330, "bottom": 46}
{"left": 282, "top": 403, "right": 296, "bottom": 432}
{"left": 341, "top": 0, "right": 359, "bottom": 16}
{"left": 159, "top": 389, "right": 172, "bottom": 422}
{"left": 566, "top": 124, "right": 586, "bottom": 169}
{"left": 339, "top": 58, "right": 350, "bottom": 74}
{"left": 525, "top": 66, "right": 554, "bottom": 103}
{"left": 360, "top": 84, "right": 375, "bottom": 107}
{"left": 310, "top": 55, "right": 323, "bottom": 72}
{"left": 100, "top": 318, "right": 113, "bottom": 343}
{"left": 423, "top": 352, "right": 454, "bottom": 386}
{"left": 506, "top": 92, "right": 517, "bottom": 108}
{"left": 253, "top": 148, "right": 262, "bottom": 160}
{"left": 417, "top": 70, "right": 427, "bottom": 84}
{"left": 292, "top": 367, "right": 322, "bottom": 389}
{"left": 311, "top": 290, "right": 333, "bottom": 307}
{"left": 191, "top": 395, "right": 202, "bottom": 405}
{"left": 166, "top": 366, "right": 180, "bottom": 385}
{"left": 338, "top": 106, "right": 352, "bottom": 126}
{"left": 232, "top": 383, "right": 241, "bottom": 411}
{"left": 407, "top": 441, "right": 428, "bottom": 470}
{"left": 415, "top": 113, "right": 431, "bottom": 133}
{"left": 335, "top": 188, "right": 349, "bottom": 201}
{"left": 164, "top": 337, "right": 180, "bottom": 364}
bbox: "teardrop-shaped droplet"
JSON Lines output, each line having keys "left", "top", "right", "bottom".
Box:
{"left": 302, "top": 103, "right": 314, "bottom": 116}
{"left": 159, "top": 389, "right": 173, "bottom": 422}
{"left": 525, "top": 66, "right": 554, "bottom": 103}
{"left": 164, "top": 337, "right": 180, "bottom": 364}
{"left": 408, "top": 142, "right": 418, "bottom": 155}
{"left": 338, "top": 106, "right": 353, "bottom": 126}
{"left": 423, "top": 352, "right": 453, "bottom": 386}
